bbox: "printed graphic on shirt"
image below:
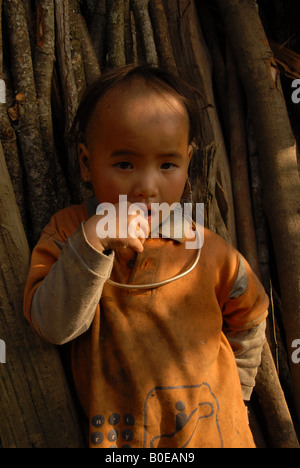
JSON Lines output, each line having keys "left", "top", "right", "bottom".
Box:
{"left": 91, "top": 412, "right": 136, "bottom": 448}
{"left": 144, "top": 383, "right": 223, "bottom": 448}
{"left": 90, "top": 382, "right": 223, "bottom": 448}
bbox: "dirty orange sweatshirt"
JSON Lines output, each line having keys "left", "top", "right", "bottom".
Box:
{"left": 23, "top": 199, "right": 269, "bottom": 448}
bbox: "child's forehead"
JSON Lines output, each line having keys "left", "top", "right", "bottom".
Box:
{"left": 88, "top": 77, "right": 189, "bottom": 131}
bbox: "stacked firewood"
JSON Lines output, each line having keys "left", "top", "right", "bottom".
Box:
{"left": 0, "top": 0, "right": 299, "bottom": 448}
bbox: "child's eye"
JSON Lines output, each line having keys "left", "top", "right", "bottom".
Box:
{"left": 161, "top": 162, "right": 176, "bottom": 170}
{"left": 114, "top": 162, "right": 133, "bottom": 170}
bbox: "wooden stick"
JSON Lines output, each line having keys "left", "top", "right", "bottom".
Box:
{"left": 131, "top": 0, "right": 158, "bottom": 65}
{"left": 124, "top": 0, "right": 134, "bottom": 64}
{"left": 148, "top": 0, "right": 176, "bottom": 71}
{"left": 0, "top": 0, "right": 26, "bottom": 230}
{"left": 78, "top": 13, "right": 101, "bottom": 84}
{"left": 226, "top": 43, "right": 260, "bottom": 274}
{"left": 68, "top": 0, "right": 86, "bottom": 101}
{"left": 164, "top": 0, "right": 237, "bottom": 246}
{"left": 89, "top": 0, "right": 106, "bottom": 68}
{"left": 3, "top": 0, "right": 57, "bottom": 243}
{"left": 54, "top": 0, "right": 84, "bottom": 203}
{"left": 106, "top": 0, "right": 126, "bottom": 68}
{"left": 34, "top": 0, "right": 71, "bottom": 210}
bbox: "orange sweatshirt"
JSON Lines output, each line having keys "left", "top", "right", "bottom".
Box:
{"left": 23, "top": 199, "right": 269, "bottom": 448}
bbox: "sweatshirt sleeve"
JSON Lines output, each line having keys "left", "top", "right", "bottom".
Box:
{"left": 24, "top": 220, "right": 114, "bottom": 345}
{"left": 226, "top": 321, "right": 266, "bottom": 400}
{"left": 222, "top": 255, "right": 269, "bottom": 400}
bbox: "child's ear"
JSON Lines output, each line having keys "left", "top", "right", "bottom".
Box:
{"left": 188, "top": 144, "right": 194, "bottom": 162}
{"left": 78, "top": 143, "right": 91, "bottom": 182}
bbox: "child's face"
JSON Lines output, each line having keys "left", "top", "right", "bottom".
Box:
{"left": 79, "top": 80, "right": 193, "bottom": 215}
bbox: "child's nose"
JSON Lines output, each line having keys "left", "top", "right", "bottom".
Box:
{"left": 132, "top": 172, "right": 159, "bottom": 201}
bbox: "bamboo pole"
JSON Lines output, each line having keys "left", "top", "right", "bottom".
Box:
{"left": 0, "top": 142, "right": 85, "bottom": 448}
{"left": 217, "top": 0, "right": 300, "bottom": 424}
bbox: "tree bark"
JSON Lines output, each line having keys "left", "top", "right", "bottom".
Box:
{"left": 164, "top": 0, "right": 237, "bottom": 246}
{"left": 0, "top": 142, "right": 85, "bottom": 448}
{"left": 218, "top": 0, "right": 300, "bottom": 423}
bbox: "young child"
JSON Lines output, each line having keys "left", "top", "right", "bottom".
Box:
{"left": 23, "top": 65, "right": 269, "bottom": 448}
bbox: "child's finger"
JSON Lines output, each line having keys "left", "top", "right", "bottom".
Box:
{"left": 128, "top": 214, "right": 149, "bottom": 240}
{"left": 128, "top": 237, "right": 145, "bottom": 253}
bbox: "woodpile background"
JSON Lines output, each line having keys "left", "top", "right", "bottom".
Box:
{"left": 0, "top": 0, "right": 299, "bottom": 448}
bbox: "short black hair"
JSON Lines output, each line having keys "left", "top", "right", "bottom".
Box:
{"left": 70, "top": 64, "right": 202, "bottom": 146}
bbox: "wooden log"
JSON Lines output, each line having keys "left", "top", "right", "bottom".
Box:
{"left": 218, "top": 0, "right": 300, "bottom": 424}
{"left": 0, "top": 142, "right": 85, "bottom": 448}
{"left": 226, "top": 41, "right": 299, "bottom": 448}
{"left": 3, "top": 0, "right": 58, "bottom": 244}
{"left": 0, "top": 0, "right": 26, "bottom": 230}
{"left": 255, "top": 343, "right": 300, "bottom": 448}
{"left": 248, "top": 117, "right": 297, "bottom": 423}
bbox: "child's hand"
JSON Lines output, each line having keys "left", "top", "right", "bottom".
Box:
{"left": 83, "top": 201, "right": 150, "bottom": 254}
